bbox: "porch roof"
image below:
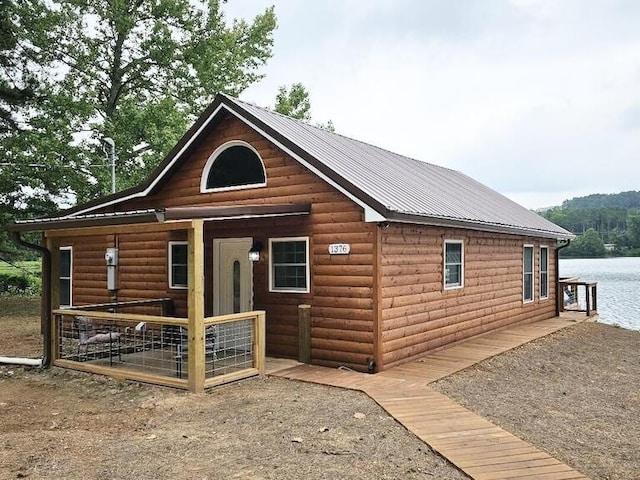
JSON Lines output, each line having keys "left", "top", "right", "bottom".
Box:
{"left": 8, "top": 204, "right": 311, "bottom": 232}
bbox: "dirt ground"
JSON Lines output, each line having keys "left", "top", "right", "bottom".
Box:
{"left": 435, "top": 322, "right": 640, "bottom": 480}
{"left": 0, "top": 298, "right": 466, "bottom": 480}
{"left": 2, "top": 298, "right": 639, "bottom": 480}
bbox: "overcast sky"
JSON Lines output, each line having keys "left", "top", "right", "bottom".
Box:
{"left": 223, "top": 0, "right": 640, "bottom": 209}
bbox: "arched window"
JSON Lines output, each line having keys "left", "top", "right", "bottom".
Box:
{"left": 200, "top": 141, "right": 266, "bottom": 193}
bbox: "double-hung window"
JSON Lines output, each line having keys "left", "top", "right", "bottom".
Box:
{"left": 523, "top": 245, "right": 534, "bottom": 302}
{"left": 269, "top": 237, "right": 309, "bottom": 293}
{"left": 444, "top": 240, "right": 464, "bottom": 289}
{"left": 169, "top": 241, "right": 188, "bottom": 289}
{"left": 60, "top": 247, "right": 72, "bottom": 307}
{"left": 540, "top": 246, "right": 549, "bottom": 300}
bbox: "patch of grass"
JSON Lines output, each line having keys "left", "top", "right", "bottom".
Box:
{"left": 0, "top": 260, "right": 41, "bottom": 276}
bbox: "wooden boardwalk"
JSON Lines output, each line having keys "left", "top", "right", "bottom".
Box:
{"left": 269, "top": 313, "right": 590, "bottom": 480}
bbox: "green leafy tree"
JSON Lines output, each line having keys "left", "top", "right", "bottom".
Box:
{"left": 563, "top": 228, "right": 607, "bottom": 258}
{"left": 274, "top": 83, "right": 311, "bottom": 121}
{"left": 2, "top": 0, "right": 277, "bottom": 208}
{"left": 274, "top": 82, "right": 334, "bottom": 131}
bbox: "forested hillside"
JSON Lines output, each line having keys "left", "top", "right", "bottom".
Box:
{"left": 540, "top": 190, "right": 640, "bottom": 257}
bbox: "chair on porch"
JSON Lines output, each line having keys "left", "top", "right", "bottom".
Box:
{"left": 168, "top": 325, "right": 218, "bottom": 378}
{"left": 73, "top": 315, "right": 123, "bottom": 366}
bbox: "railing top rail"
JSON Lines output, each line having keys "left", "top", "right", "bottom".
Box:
{"left": 204, "top": 310, "right": 266, "bottom": 326}
{"left": 560, "top": 280, "right": 597, "bottom": 287}
{"left": 68, "top": 298, "right": 173, "bottom": 311}
{"left": 53, "top": 308, "right": 188, "bottom": 326}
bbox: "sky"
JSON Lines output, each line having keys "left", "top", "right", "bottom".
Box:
{"left": 221, "top": 0, "right": 640, "bottom": 210}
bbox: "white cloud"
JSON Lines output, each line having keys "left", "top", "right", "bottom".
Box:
{"left": 224, "top": 0, "right": 640, "bottom": 209}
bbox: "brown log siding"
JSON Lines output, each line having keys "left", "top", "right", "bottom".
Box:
{"left": 81, "top": 112, "right": 376, "bottom": 370}
{"left": 57, "top": 112, "right": 559, "bottom": 373}
{"left": 379, "top": 224, "right": 556, "bottom": 369}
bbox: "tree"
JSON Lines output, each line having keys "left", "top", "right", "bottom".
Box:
{"left": 274, "top": 82, "right": 334, "bottom": 131}
{"left": 274, "top": 83, "right": 311, "bottom": 121}
{"left": 563, "top": 228, "right": 607, "bottom": 258}
{"left": 2, "top": 0, "right": 277, "bottom": 209}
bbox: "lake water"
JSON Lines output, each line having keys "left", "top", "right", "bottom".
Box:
{"left": 559, "top": 257, "right": 640, "bottom": 331}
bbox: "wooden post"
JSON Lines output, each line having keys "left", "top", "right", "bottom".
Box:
{"left": 298, "top": 304, "right": 311, "bottom": 363}
{"left": 187, "top": 220, "right": 205, "bottom": 393}
{"left": 255, "top": 311, "right": 266, "bottom": 374}
{"left": 47, "top": 236, "right": 60, "bottom": 362}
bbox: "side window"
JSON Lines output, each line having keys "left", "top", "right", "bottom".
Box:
{"left": 444, "top": 240, "right": 464, "bottom": 289}
{"left": 169, "top": 242, "right": 188, "bottom": 289}
{"left": 523, "top": 245, "right": 534, "bottom": 303}
{"left": 540, "top": 246, "right": 549, "bottom": 300}
{"left": 60, "top": 246, "right": 72, "bottom": 307}
{"left": 269, "top": 237, "right": 309, "bottom": 293}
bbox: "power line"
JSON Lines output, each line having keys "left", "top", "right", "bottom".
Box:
{"left": 0, "top": 162, "right": 110, "bottom": 167}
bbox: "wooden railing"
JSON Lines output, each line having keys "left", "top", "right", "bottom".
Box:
{"left": 52, "top": 308, "right": 265, "bottom": 392}
{"left": 69, "top": 298, "right": 175, "bottom": 316}
{"left": 559, "top": 277, "right": 598, "bottom": 316}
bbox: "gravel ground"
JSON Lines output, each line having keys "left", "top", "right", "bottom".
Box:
{"left": 0, "top": 297, "right": 466, "bottom": 480}
{"left": 434, "top": 322, "right": 640, "bottom": 480}
{"left": 3, "top": 297, "right": 638, "bottom": 479}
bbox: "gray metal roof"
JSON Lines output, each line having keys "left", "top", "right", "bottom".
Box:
{"left": 224, "top": 95, "right": 573, "bottom": 239}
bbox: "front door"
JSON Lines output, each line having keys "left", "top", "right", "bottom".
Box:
{"left": 213, "top": 238, "right": 253, "bottom": 315}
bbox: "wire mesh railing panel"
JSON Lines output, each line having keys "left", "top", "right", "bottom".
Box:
{"left": 205, "top": 318, "right": 255, "bottom": 378}
{"left": 56, "top": 313, "right": 190, "bottom": 379}
{"left": 53, "top": 309, "right": 264, "bottom": 390}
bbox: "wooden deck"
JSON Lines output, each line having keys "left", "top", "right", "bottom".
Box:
{"left": 268, "top": 313, "right": 591, "bottom": 480}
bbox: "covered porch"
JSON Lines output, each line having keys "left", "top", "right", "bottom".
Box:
{"left": 10, "top": 206, "right": 312, "bottom": 392}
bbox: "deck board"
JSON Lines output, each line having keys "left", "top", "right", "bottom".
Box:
{"left": 268, "top": 314, "right": 590, "bottom": 480}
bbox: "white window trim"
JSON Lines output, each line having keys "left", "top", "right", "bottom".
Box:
{"left": 269, "top": 236, "right": 310, "bottom": 293}
{"left": 168, "top": 241, "right": 188, "bottom": 290}
{"left": 200, "top": 140, "right": 267, "bottom": 193}
{"left": 539, "top": 245, "right": 549, "bottom": 300}
{"left": 523, "top": 244, "right": 534, "bottom": 303}
{"left": 60, "top": 246, "right": 72, "bottom": 308}
{"left": 444, "top": 239, "right": 464, "bottom": 290}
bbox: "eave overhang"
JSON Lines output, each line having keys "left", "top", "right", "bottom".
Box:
{"left": 8, "top": 204, "right": 312, "bottom": 233}
{"left": 384, "top": 211, "right": 576, "bottom": 241}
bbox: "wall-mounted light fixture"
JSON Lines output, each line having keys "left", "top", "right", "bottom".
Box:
{"left": 248, "top": 241, "right": 263, "bottom": 262}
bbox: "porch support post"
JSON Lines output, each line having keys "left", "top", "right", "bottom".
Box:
{"left": 187, "top": 219, "right": 205, "bottom": 393}
{"left": 47, "top": 236, "right": 60, "bottom": 362}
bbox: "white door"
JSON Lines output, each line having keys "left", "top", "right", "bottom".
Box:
{"left": 213, "top": 238, "right": 253, "bottom": 315}
{"left": 213, "top": 238, "right": 254, "bottom": 356}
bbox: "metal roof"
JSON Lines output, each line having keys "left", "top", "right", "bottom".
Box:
{"left": 222, "top": 95, "right": 573, "bottom": 239}
{"left": 18, "top": 93, "right": 572, "bottom": 239}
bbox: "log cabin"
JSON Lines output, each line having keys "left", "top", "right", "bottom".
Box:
{"left": 11, "top": 93, "right": 573, "bottom": 375}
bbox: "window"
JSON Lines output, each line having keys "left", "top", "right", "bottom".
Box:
{"left": 540, "top": 246, "right": 549, "bottom": 300}
{"left": 60, "top": 247, "right": 72, "bottom": 307}
{"left": 444, "top": 240, "right": 464, "bottom": 289}
{"left": 269, "top": 237, "right": 309, "bottom": 293}
{"left": 169, "top": 242, "right": 188, "bottom": 289}
{"left": 201, "top": 141, "right": 266, "bottom": 192}
{"left": 523, "top": 245, "right": 534, "bottom": 302}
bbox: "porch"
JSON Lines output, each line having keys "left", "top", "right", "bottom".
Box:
{"left": 37, "top": 214, "right": 277, "bottom": 392}
{"left": 559, "top": 277, "right": 598, "bottom": 316}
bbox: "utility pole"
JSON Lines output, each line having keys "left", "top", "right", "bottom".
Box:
{"left": 102, "top": 137, "right": 117, "bottom": 194}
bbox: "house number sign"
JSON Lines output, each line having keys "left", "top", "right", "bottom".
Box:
{"left": 328, "top": 243, "right": 351, "bottom": 255}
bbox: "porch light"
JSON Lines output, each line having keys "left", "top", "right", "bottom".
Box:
{"left": 248, "top": 241, "right": 263, "bottom": 262}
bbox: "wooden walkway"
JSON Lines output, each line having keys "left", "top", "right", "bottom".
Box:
{"left": 269, "top": 313, "right": 590, "bottom": 480}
